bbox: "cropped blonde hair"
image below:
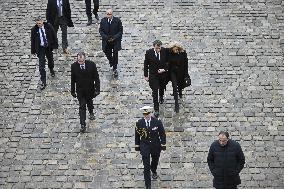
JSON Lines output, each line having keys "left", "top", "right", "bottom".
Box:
{"left": 168, "top": 41, "right": 185, "bottom": 53}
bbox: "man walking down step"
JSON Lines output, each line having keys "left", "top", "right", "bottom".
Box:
{"left": 31, "top": 16, "right": 58, "bottom": 90}
{"left": 85, "top": 0, "right": 99, "bottom": 26}
{"left": 135, "top": 106, "right": 166, "bottom": 189}
{"left": 71, "top": 52, "right": 100, "bottom": 132}
{"left": 46, "top": 0, "right": 74, "bottom": 54}
{"left": 144, "top": 40, "right": 168, "bottom": 118}
{"left": 99, "top": 8, "right": 123, "bottom": 78}
{"left": 207, "top": 131, "right": 245, "bottom": 189}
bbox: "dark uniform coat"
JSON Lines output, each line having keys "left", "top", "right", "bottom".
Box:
{"left": 99, "top": 16, "right": 123, "bottom": 52}
{"left": 71, "top": 60, "right": 100, "bottom": 99}
{"left": 207, "top": 139, "right": 245, "bottom": 189}
{"left": 135, "top": 117, "right": 166, "bottom": 155}
{"left": 144, "top": 47, "right": 168, "bottom": 90}
{"left": 46, "top": 0, "right": 74, "bottom": 27}
{"left": 31, "top": 22, "right": 58, "bottom": 54}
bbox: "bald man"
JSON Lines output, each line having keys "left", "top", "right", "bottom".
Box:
{"left": 99, "top": 9, "right": 123, "bottom": 78}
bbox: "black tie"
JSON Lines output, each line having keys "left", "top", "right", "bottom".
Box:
{"left": 147, "top": 121, "right": 150, "bottom": 128}
{"left": 40, "top": 28, "right": 48, "bottom": 47}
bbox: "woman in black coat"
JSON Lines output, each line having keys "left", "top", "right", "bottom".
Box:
{"left": 167, "top": 42, "right": 189, "bottom": 113}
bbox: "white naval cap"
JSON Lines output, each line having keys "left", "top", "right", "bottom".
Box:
{"left": 139, "top": 106, "right": 153, "bottom": 114}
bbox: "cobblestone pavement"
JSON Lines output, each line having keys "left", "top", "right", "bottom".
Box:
{"left": 0, "top": 0, "right": 283, "bottom": 188}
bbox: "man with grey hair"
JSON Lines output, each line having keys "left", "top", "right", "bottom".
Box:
{"left": 144, "top": 40, "right": 168, "bottom": 117}
{"left": 207, "top": 131, "right": 245, "bottom": 189}
{"left": 31, "top": 16, "right": 58, "bottom": 90}
{"left": 99, "top": 8, "right": 123, "bottom": 78}
{"left": 71, "top": 52, "right": 100, "bottom": 132}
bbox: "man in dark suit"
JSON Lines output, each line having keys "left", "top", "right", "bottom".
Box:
{"left": 207, "top": 131, "right": 245, "bottom": 189}
{"left": 85, "top": 0, "right": 99, "bottom": 26}
{"left": 46, "top": 0, "right": 74, "bottom": 54}
{"left": 144, "top": 40, "right": 168, "bottom": 117}
{"left": 31, "top": 16, "right": 58, "bottom": 90}
{"left": 99, "top": 9, "right": 123, "bottom": 78}
{"left": 71, "top": 52, "right": 100, "bottom": 132}
{"left": 135, "top": 106, "right": 166, "bottom": 189}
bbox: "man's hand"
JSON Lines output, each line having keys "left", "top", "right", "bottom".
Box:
{"left": 144, "top": 77, "right": 149, "bottom": 81}
{"left": 71, "top": 92, "right": 77, "bottom": 98}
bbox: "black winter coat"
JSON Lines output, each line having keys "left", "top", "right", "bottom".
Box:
{"left": 99, "top": 16, "right": 123, "bottom": 52}
{"left": 71, "top": 60, "right": 100, "bottom": 99}
{"left": 46, "top": 0, "right": 74, "bottom": 27}
{"left": 144, "top": 47, "right": 168, "bottom": 90}
{"left": 31, "top": 22, "right": 58, "bottom": 54}
{"left": 207, "top": 139, "right": 245, "bottom": 188}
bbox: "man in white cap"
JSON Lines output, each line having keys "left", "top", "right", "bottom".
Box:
{"left": 135, "top": 106, "right": 166, "bottom": 189}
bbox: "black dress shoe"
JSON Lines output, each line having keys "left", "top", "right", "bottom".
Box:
{"left": 86, "top": 19, "right": 92, "bottom": 26}
{"left": 175, "top": 107, "right": 179, "bottom": 113}
{"left": 152, "top": 172, "right": 158, "bottom": 179}
{"left": 113, "top": 69, "right": 118, "bottom": 78}
{"left": 89, "top": 113, "right": 95, "bottom": 120}
{"left": 80, "top": 125, "right": 86, "bottom": 133}
{"left": 40, "top": 83, "right": 46, "bottom": 90}
{"left": 50, "top": 70, "right": 55, "bottom": 77}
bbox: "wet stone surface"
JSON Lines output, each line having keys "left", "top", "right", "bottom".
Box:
{"left": 0, "top": 0, "right": 283, "bottom": 188}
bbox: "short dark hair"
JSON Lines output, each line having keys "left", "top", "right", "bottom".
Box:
{"left": 153, "top": 40, "right": 162, "bottom": 47}
{"left": 218, "top": 131, "right": 229, "bottom": 138}
{"left": 35, "top": 16, "right": 43, "bottom": 22}
{"left": 77, "top": 52, "right": 86, "bottom": 58}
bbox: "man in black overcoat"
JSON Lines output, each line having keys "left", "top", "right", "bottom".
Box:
{"left": 85, "top": 0, "right": 99, "bottom": 26}
{"left": 135, "top": 106, "right": 166, "bottom": 189}
{"left": 99, "top": 8, "right": 123, "bottom": 78}
{"left": 207, "top": 131, "right": 245, "bottom": 189}
{"left": 46, "top": 0, "right": 74, "bottom": 54}
{"left": 31, "top": 16, "right": 58, "bottom": 90}
{"left": 144, "top": 40, "right": 168, "bottom": 117}
{"left": 71, "top": 52, "right": 100, "bottom": 132}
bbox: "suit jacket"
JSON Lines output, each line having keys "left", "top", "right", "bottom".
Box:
{"left": 144, "top": 47, "right": 168, "bottom": 89}
{"left": 71, "top": 60, "right": 100, "bottom": 99}
{"left": 99, "top": 16, "right": 123, "bottom": 52}
{"left": 31, "top": 22, "right": 58, "bottom": 54}
{"left": 46, "top": 0, "right": 74, "bottom": 27}
{"left": 135, "top": 117, "right": 166, "bottom": 155}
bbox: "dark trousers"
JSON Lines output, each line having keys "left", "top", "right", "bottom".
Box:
{"left": 85, "top": 0, "right": 99, "bottom": 19}
{"left": 54, "top": 17, "right": 68, "bottom": 49}
{"left": 215, "top": 187, "right": 237, "bottom": 189}
{"left": 142, "top": 152, "right": 160, "bottom": 188}
{"left": 152, "top": 88, "right": 164, "bottom": 112}
{"left": 77, "top": 95, "right": 94, "bottom": 126}
{"left": 104, "top": 44, "right": 118, "bottom": 70}
{"left": 37, "top": 46, "right": 54, "bottom": 85}
{"left": 171, "top": 71, "right": 183, "bottom": 111}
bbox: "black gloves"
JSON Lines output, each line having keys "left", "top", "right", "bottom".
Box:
{"left": 161, "top": 145, "right": 166, "bottom": 151}
{"left": 71, "top": 92, "right": 77, "bottom": 98}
